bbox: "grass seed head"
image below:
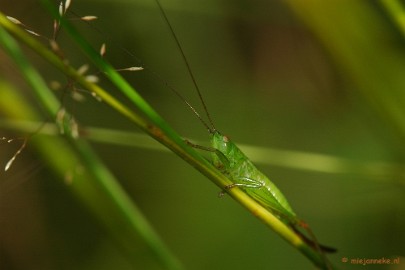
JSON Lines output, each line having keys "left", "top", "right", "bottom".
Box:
{"left": 25, "top": 29, "right": 40, "bottom": 37}
{"left": 65, "top": 0, "right": 72, "bottom": 13}
{"left": 59, "top": 1, "right": 64, "bottom": 16}
{"left": 6, "top": 16, "right": 22, "bottom": 25}
{"left": 77, "top": 64, "right": 89, "bottom": 75}
{"left": 85, "top": 75, "right": 99, "bottom": 83}
{"left": 81, "top": 16, "right": 98, "bottom": 21}
{"left": 100, "top": 43, "right": 106, "bottom": 57}
{"left": 129, "top": 66, "right": 143, "bottom": 71}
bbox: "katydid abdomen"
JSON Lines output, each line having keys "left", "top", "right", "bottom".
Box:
{"left": 210, "top": 130, "right": 336, "bottom": 255}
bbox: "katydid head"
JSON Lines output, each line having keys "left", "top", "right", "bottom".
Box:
{"left": 210, "top": 131, "right": 229, "bottom": 151}
{"left": 210, "top": 131, "right": 232, "bottom": 168}
{"left": 210, "top": 131, "right": 233, "bottom": 157}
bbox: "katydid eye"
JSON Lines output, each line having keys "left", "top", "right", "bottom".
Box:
{"left": 223, "top": 135, "right": 229, "bottom": 143}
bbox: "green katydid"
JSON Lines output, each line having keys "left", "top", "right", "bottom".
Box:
{"left": 153, "top": 0, "right": 336, "bottom": 266}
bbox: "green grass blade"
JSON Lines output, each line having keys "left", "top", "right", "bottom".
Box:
{"left": 285, "top": 0, "right": 405, "bottom": 146}
{"left": 1, "top": 119, "right": 403, "bottom": 184}
{"left": 380, "top": 0, "right": 405, "bottom": 38}
{"left": 0, "top": 24, "right": 183, "bottom": 270}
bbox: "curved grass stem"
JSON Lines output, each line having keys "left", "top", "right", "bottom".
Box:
{"left": 0, "top": 4, "right": 333, "bottom": 269}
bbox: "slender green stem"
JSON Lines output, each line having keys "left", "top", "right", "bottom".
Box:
{"left": 0, "top": 6, "right": 333, "bottom": 269}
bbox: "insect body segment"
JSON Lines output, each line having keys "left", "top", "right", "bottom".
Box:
{"left": 210, "top": 131, "right": 296, "bottom": 221}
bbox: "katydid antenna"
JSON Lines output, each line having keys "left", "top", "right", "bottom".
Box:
{"left": 154, "top": 0, "right": 217, "bottom": 134}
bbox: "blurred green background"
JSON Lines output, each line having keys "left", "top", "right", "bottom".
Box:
{"left": 0, "top": 0, "right": 404, "bottom": 269}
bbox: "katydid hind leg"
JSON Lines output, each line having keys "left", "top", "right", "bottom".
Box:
{"left": 219, "top": 177, "right": 263, "bottom": 198}
{"left": 294, "top": 220, "right": 337, "bottom": 253}
{"left": 225, "top": 177, "right": 264, "bottom": 190}
{"left": 292, "top": 222, "right": 335, "bottom": 270}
